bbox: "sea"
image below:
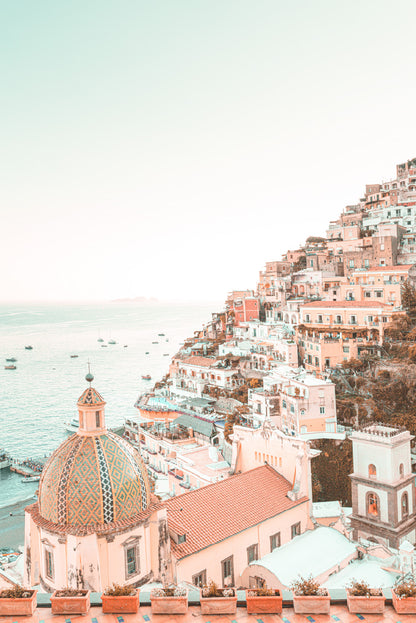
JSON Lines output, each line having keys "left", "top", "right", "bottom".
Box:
{"left": 0, "top": 300, "right": 220, "bottom": 509}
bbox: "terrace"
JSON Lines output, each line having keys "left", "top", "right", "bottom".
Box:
{"left": 1, "top": 590, "right": 405, "bottom": 623}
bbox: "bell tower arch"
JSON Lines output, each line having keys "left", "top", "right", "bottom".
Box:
{"left": 350, "top": 424, "right": 416, "bottom": 548}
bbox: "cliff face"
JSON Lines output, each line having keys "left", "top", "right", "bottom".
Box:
{"left": 332, "top": 286, "right": 416, "bottom": 437}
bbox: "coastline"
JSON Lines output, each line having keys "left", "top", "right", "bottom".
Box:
{"left": 0, "top": 495, "right": 36, "bottom": 549}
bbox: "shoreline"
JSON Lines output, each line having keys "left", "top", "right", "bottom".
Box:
{"left": 0, "top": 495, "right": 37, "bottom": 550}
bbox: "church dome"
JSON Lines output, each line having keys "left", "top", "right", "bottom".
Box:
{"left": 38, "top": 385, "right": 150, "bottom": 526}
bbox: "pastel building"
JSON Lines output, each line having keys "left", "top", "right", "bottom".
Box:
{"left": 297, "top": 300, "right": 401, "bottom": 371}
{"left": 258, "top": 366, "right": 337, "bottom": 435}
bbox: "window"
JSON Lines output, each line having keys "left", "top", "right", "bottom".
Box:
{"left": 317, "top": 314, "right": 323, "bottom": 323}
{"left": 376, "top": 291, "right": 383, "bottom": 298}
{"left": 335, "top": 315, "right": 342, "bottom": 323}
{"left": 192, "top": 570, "right": 207, "bottom": 587}
{"left": 247, "top": 544, "right": 259, "bottom": 564}
{"left": 402, "top": 492, "right": 409, "bottom": 519}
{"left": 291, "top": 522, "right": 301, "bottom": 539}
{"left": 367, "top": 316, "right": 373, "bottom": 322}
{"left": 45, "top": 548, "right": 54, "bottom": 580}
{"left": 282, "top": 400, "right": 287, "bottom": 409}
{"left": 367, "top": 492, "right": 379, "bottom": 518}
{"left": 221, "top": 556, "right": 234, "bottom": 586}
{"left": 349, "top": 260, "right": 354, "bottom": 268}
{"left": 319, "top": 406, "right": 325, "bottom": 414}
{"left": 95, "top": 410, "right": 100, "bottom": 427}
{"left": 400, "top": 463, "right": 404, "bottom": 478}
{"left": 350, "top": 315, "right": 357, "bottom": 325}
{"left": 270, "top": 532, "right": 281, "bottom": 551}
{"left": 368, "top": 464, "right": 377, "bottom": 478}
{"left": 126, "top": 546, "right": 138, "bottom": 576}
{"left": 343, "top": 347, "right": 350, "bottom": 353}
{"left": 123, "top": 538, "right": 141, "bottom": 579}
{"left": 290, "top": 404, "right": 295, "bottom": 414}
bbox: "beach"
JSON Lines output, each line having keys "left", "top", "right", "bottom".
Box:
{"left": 0, "top": 496, "right": 37, "bottom": 550}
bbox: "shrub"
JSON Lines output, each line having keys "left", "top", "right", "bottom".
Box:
{"left": 54, "top": 588, "right": 88, "bottom": 597}
{"left": 201, "top": 580, "right": 234, "bottom": 597}
{"left": 347, "top": 579, "right": 382, "bottom": 597}
{"left": 103, "top": 584, "right": 136, "bottom": 596}
{"left": 0, "top": 586, "right": 33, "bottom": 599}
{"left": 394, "top": 577, "right": 416, "bottom": 598}
{"left": 290, "top": 575, "right": 326, "bottom": 596}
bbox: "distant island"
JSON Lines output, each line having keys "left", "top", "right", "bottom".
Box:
{"left": 110, "top": 297, "right": 159, "bottom": 303}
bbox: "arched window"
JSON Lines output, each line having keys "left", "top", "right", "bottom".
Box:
{"left": 400, "top": 463, "right": 405, "bottom": 478}
{"left": 368, "top": 464, "right": 377, "bottom": 478}
{"left": 255, "top": 452, "right": 258, "bottom": 461}
{"left": 367, "top": 492, "right": 379, "bottom": 518}
{"left": 402, "top": 492, "right": 409, "bottom": 519}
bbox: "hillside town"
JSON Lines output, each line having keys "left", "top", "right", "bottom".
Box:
{"left": 3, "top": 156, "right": 416, "bottom": 617}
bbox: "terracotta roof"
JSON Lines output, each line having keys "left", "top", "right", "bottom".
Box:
{"left": 164, "top": 465, "right": 308, "bottom": 559}
{"left": 362, "top": 265, "right": 412, "bottom": 272}
{"left": 181, "top": 356, "right": 217, "bottom": 367}
{"left": 302, "top": 301, "right": 390, "bottom": 308}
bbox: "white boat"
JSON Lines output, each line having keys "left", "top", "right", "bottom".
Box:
{"left": 64, "top": 417, "right": 79, "bottom": 433}
{"left": 21, "top": 475, "right": 40, "bottom": 482}
{"left": 0, "top": 449, "right": 11, "bottom": 470}
{"left": 108, "top": 339, "right": 116, "bottom": 345}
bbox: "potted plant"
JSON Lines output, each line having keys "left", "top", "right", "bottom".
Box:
{"left": 0, "top": 585, "right": 37, "bottom": 616}
{"left": 149, "top": 585, "right": 188, "bottom": 614}
{"left": 346, "top": 579, "right": 385, "bottom": 614}
{"left": 200, "top": 580, "right": 237, "bottom": 615}
{"left": 102, "top": 583, "right": 140, "bottom": 614}
{"left": 245, "top": 585, "right": 282, "bottom": 614}
{"left": 392, "top": 576, "right": 416, "bottom": 614}
{"left": 50, "top": 588, "right": 90, "bottom": 615}
{"left": 290, "top": 575, "right": 330, "bottom": 614}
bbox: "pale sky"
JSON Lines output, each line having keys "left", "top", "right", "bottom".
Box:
{"left": 1, "top": 0, "right": 416, "bottom": 302}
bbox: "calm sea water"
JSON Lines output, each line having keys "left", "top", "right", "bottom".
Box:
{"left": 0, "top": 301, "right": 219, "bottom": 508}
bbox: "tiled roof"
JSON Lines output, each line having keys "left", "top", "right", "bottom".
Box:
{"left": 77, "top": 386, "right": 105, "bottom": 405}
{"left": 164, "top": 465, "right": 308, "bottom": 559}
{"left": 181, "top": 356, "right": 217, "bottom": 367}
{"left": 364, "top": 264, "right": 413, "bottom": 272}
{"left": 302, "top": 301, "right": 390, "bottom": 308}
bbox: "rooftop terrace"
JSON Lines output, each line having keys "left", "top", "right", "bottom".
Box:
{"left": 0, "top": 594, "right": 408, "bottom": 623}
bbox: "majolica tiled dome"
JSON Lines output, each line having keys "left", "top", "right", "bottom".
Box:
{"left": 38, "top": 386, "right": 150, "bottom": 526}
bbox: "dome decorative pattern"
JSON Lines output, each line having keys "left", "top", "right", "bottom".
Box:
{"left": 39, "top": 431, "right": 150, "bottom": 525}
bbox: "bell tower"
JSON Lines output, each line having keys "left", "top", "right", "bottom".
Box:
{"left": 350, "top": 424, "right": 416, "bottom": 548}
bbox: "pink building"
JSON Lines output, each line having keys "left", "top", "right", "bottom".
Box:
{"left": 297, "top": 301, "right": 402, "bottom": 371}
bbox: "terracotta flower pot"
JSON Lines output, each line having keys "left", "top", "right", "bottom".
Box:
{"left": 150, "top": 593, "right": 188, "bottom": 614}
{"left": 101, "top": 591, "right": 140, "bottom": 613}
{"left": 392, "top": 588, "right": 416, "bottom": 614}
{"left": 0, "top": 589, "right": 37, "bottom": 616}
{"left": 346, "top": 589, "right": 385, "bottom": 614}
{"left": 292, "top": 592, "right": 330, "bottom": 614}
{"left": 50, "top": 590, "right": 90, "bottom": 615}
{"left": 200, "top": 590, "right": 237, "bottom": 615}
{"left": 245, "top": 589, "right": 282, "bottom": 614}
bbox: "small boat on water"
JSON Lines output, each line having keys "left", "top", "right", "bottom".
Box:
{"left": 163, "top": 353, "right": 169, "bottom": 356}
{"left": 124, "top": 345, "right": 128, "bottom": 348}
{"left": 70, "top": 354, "right": 79, "bottom": 358}
{"left": 0, "top": 449, "right": 11, "bottom": 470}
{"left": 21, "top": 475, "right": 40, "bottom": 483}
{"left": 108, "top": 339, "right": 116, "bottom": 345}
{"left": 145, "top": 351, "right": 149, "bottom": 354}
{"left": 5, "top": 357, "right": 17, "bottom": 362}
{"left": 142, "top": 375, "right": 152, "bottom": 380}
{"left": 5, "top": 365, "right": 16, "bottom": 370}
{"left": 64, "top": 417, "right": 79, "bottom": 433}
{"left": 97, "top": 338, "right": 104, "bottom": 343}
{"left": 101, "top": 344, "right": 108, "bottom": 347}
{"left": 158, "top": 333, "right": 165, "bottom": 336}
{"left": 152, "top": 341, "right": 158, "bottom": 344}
{"left": 25, "top": 345, "right": 33, "bottom": 350}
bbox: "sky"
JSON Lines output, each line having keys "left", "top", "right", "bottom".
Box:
{"left": 1, "top": 0, "right": 416, "bottom": 302}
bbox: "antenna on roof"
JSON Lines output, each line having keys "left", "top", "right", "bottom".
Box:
{"left": 86, "top": 361, "right": 94, "bottom": 386}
